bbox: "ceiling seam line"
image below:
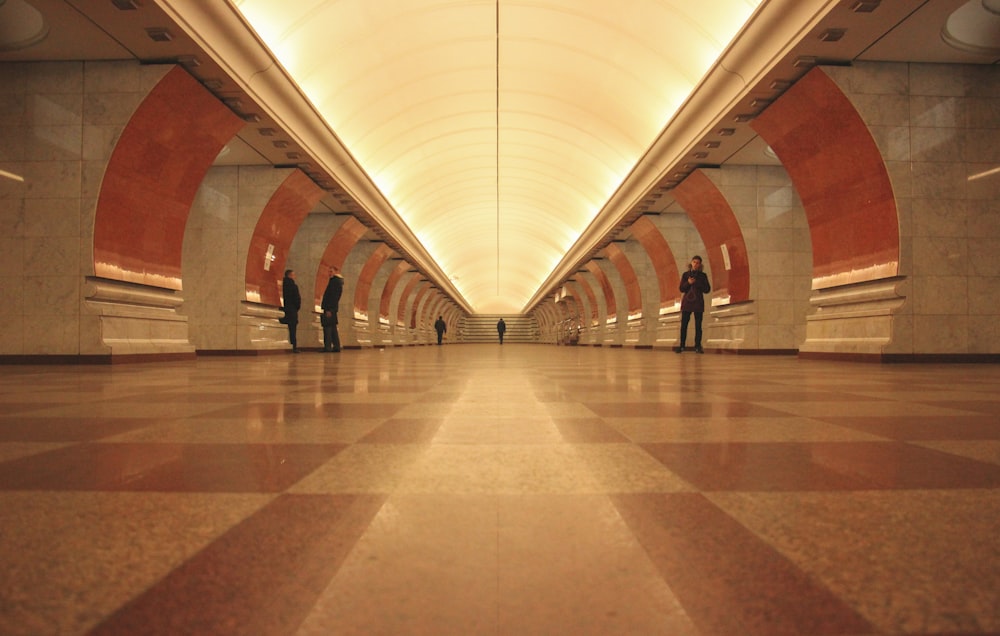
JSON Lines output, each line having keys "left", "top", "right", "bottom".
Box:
{"left": 496, "top": 0, "right": 500, "bottom": 299}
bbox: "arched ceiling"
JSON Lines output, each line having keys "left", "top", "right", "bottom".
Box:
{"left": 230, "top": 0, "right": 762, "bottom": 314}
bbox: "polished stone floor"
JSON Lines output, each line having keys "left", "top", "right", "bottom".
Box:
{"left": 1, "top": 344, "right": 998, "bottom": 635}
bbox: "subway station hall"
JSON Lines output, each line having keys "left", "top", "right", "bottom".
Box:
{"left": 1, "top": 1, "right": 1000, "bottom": 634}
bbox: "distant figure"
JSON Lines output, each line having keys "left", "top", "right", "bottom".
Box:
{"left": 497, "top": 317, "right": 506, "bottom": 344}
{"left": 434, "top": 315, "right": 447, "bottom": 345}
{"left": 281, "top": 269, "right": 301, "bottom": 353}
{"left": 321, "top": 266, "right": 344, "bottom": 353}
{"left": 676, "top": 255, "right": 711, "bottom": 354}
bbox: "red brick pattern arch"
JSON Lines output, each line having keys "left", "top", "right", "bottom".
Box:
{"left": 314, "top": 216, "right": 367, "bottom": 308}
{"left": 354, "top": 245, "right": 395, "bottom": 318}
{"left": 605, "top": 243, "right": 642, "bottom": 316}
{"left": 94, "top": 66, "right": 244, "bottom": 290}
{"left": 585, "top": 261, "right": 616, "bottom": 321}
{"left": 672, "top": 170, "right": 751, "bottom": 304}
{"left": 568, "top": 280, "right": 598, "bottom": 327}
{"left": 629, "top": 216, "right": 681, "bottom": 310}
{"left": 397, "top": 273, "right": 422, "bottom": 328}
{"left": 245, "top": 170, "right": 324, "bottom": 305}
{"left": 380, "top": 261, "right": 411, "bottom": 323}
{"left": 752, "top": 67, "right": 900, "bottom": 288}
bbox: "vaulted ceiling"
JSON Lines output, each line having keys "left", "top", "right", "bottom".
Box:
{"left": 228, "top": 0, "right": 762, "bottom": 314}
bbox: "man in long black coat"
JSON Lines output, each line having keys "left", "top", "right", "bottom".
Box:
{"left": 282, "top": 269, "right": 301, "bottom": 353}
{"left": 321, "top": 266, "right": 344, "bottom": 352}
{"left": 434, "top": 315, "right": 447, "bottom": 345}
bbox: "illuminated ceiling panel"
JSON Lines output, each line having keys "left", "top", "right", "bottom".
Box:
{"left": 232, "top": 0, "right": 762, "bottom": 314}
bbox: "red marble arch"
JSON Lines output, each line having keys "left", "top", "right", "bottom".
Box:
{"left": 380, "top": 261, "right": 411, "bottom": 322}
{"left": 585, "top": 261, "right": 617, "bottom": 321}
{"left": 354, "top": 244, "right": 395, "bottom": 317}
{"left": 94, "top": 66, "right": 244, "bottom": 290}
{"left": 314, "top": 216, "right": 367, "bottom": 308}
{"left": 672, "top": 170, "right": 751, "bottom": 304}
{"left": 604, "top": 243, "right": 642, "bottom": 315}
{"left": 752, "top": 67, "right": 899, "bottom": 288}
{"left": 629, "top": 216, "right": 682, "bottom": 309}
{"left": 568, "top": 279, "right": 598, "bottom": 327}
{"left": 422, "top": 294, "right": 445, "bottom": 329}
{"left": 410, "top": 282, "right": 432, "bottom": 329}
{"left": 245, "top": 170, "right": 325, "bottom": 306}
{"left": 560, "top": 293, "right": 581, "bottom": 324}
{"left": 397, "top": 273, "right": 422, "bottom": 327}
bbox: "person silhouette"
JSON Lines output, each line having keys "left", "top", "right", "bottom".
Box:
{"left": 676, "top": 255, "right": 711, "bottom": 354}
{"left": 434, "top": 315, "right": 447, "bottom": 345}
{"left": 321, "top": 266, "right": 344, "bottom": 352}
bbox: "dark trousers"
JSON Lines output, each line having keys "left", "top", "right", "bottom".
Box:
{"left": 286, "top": 319, "right": 298, "bottom": 349}
{"left": 436, "top": 331, "right": 444, "bottom": 345}
{"left": 679, "top": 311, "right": 703, "bottom": 347}
{"left": 323, "top": 322, "right": 341, "bottom": 352}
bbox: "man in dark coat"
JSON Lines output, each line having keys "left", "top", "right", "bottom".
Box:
{"left": 676, "top": 255, "right": 711, "bottom": 354}
{"left": 321, "top": 266, "right": 344, "bottom": 352}
{"left": 434, "top": 315, "right": 447, "bottom": 345}
{"left": 497, "top": 317, "right": 506, "bottom": 344}
{"left": 282, "top": 269, "right": 301, "bottom": 353}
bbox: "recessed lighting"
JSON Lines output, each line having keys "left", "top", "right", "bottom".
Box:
{"left": 851, "top": 1, "right": 880, "bottom": 13}
{"left": 819, "top": 28, "right": 846, "bottom": 42}
{"left": 145, "top": 27, "right": 172, "bottom": 42}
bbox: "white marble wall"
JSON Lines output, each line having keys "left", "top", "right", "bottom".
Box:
{"left": 621, "top": 240, "right": 659, "bottom": 347}
{"left": 700, "top": 166, "right": 812, "bottom": 352}
{"left": 181, "top": 165, "right": 295, "bottom": 352}
{"left": 824, "top": 62, "right": 1000, "bottom": 355}
{"left": 594, "top": 258, "right": 626, "bottom": 346}
{"left": 0, "top": 61, "right": 179, "bottom": 356}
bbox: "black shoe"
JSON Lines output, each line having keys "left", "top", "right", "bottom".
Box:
{"left": 675, "top": 346, "right": 685, "bottom": 354}
{"left": 292, "top": 348, "right": 300, "bottom": 353}
{"left": 695, "top": 346, "right": 704, "bottom": 354}
{"left": 332, "top": 348, "right": 341, "bottom": 353}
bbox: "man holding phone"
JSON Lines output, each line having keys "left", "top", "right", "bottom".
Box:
{"left": 676, "top": 255, "right": 711, "bottom": 354}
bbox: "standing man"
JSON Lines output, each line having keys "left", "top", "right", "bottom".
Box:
{"left": 321, "top": 266, "right": 344, "bottom": 353}
{"left": 497, "top": 317, "right": 506, "bottom": 344}
{"left": 434, "top": 315, "right": 447, "bottom": 345}
{"left": 676, "top": 255, "right": 711, "bottom": 354}
{"left": 281, "top": 269, "right": 301, "bottom": 353}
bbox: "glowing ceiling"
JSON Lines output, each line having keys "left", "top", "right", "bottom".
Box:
{"left": 231, "top": 0, "right": 762, "bottom": 314}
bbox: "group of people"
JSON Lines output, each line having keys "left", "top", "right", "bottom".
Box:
{"left": 279, "top": 255, "right": 710, "bottom": 354}
{"left": 281, "top": 266, "right": 343, "bottom": 354}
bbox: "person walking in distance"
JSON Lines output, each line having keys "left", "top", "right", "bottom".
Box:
{"left": 497, "top": 317, "right": 506, "bottom": 344}
{"left": 281, "top": 269, "right": 301, "bottom": 353}
{"left": 434, "top": 315, "right": 447, "bottom": 345}
{"left": 676, "top": 255, "right": 711, "bottom": 354}
{"left": 321, "top": 266, "right": 344, "bottom": 353}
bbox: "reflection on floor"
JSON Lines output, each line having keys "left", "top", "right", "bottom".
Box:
{"left": 1, "top": 344, "right": 998, "bottom": 635}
